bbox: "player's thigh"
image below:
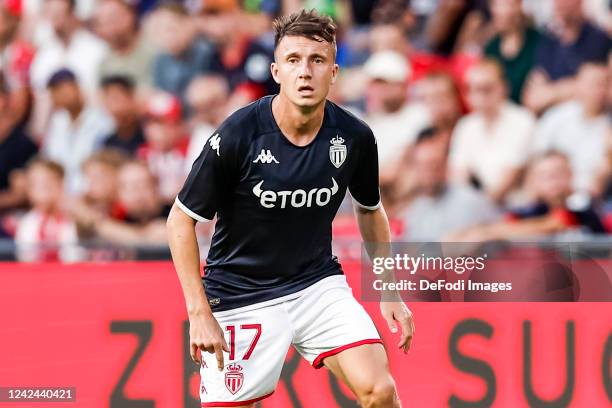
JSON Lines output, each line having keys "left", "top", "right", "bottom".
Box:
{"left": 290, "top": 275, "right": 382, "bottom": 369}
{"left": 289, "top": 276, "right": 398, "bottom": 404}
{"left": 323, "top": 342, "right": 395, "bottom": 397}
{"left": 199, "top": 304, "right": 291, "bottom": 406}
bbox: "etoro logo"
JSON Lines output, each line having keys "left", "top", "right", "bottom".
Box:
{"left": 252, "top": 178, "right": 339, "bottom": 208}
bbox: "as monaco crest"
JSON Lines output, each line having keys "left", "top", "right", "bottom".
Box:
{"left": 225, "top": 362, "right": 244, "bottom": 395}
{"left": 329, "top": 135, "right": 347, "bottom": 168}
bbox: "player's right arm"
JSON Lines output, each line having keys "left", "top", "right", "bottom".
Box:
{"left": 167, "top": 121, "right": 240, "bottom": 371}
{"left": 166, "top": 205, "right": 229, "bottom": 371}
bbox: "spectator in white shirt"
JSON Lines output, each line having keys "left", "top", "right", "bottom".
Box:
{"left": 28, "top": 0, "right": 108, "bottom": 139}
{"left": 362, "top": 50, "right": 431, "bottom": 187}
{"left": 533, "top": 62, "right": 610, "bottom": 196}
{"left": 29, "top": 0, "right": 107, "bottom": 95}
{"left": 42, "top": 69, "right": 114, "bottom": 194}
{"left": 450, "top": 59, "right": 536, "bottom": 204}
{"left": 137, "top": 92, "right": 189, "bottom": 204}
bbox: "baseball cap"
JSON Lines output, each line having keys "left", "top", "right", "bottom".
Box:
{"left": 2, "top": 0, "right": 22, "bottom": 17}
{"left": 47, "top": 68, "right": 77, "bottom": 89}
{"left": 363, "top": 51, "right": 410, "bottom": 83}
{"left": 145, "top": 92, "right": 182, "bottom": 122}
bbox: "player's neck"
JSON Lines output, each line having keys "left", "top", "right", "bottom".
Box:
{"left": 272, "top": 94, "right": 325, "bottom": 147}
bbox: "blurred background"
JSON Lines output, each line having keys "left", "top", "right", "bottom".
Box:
{"left": 1, "top": 0, "right": 612, "bottom": 261}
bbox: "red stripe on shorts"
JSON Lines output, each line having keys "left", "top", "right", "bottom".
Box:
{"left": 201, "top": 391, "right": 274, "bottom": 407}
{"left": 312, "top": 338, "right": 384, "bottom": 369}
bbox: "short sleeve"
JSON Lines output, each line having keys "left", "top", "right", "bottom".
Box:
{"left": 176, "top": 130, "right": 236, "bottom": 222}
{"left": 349, "top": 129, "right": 381, "bottom": 210}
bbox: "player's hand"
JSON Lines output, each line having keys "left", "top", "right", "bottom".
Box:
{"left": 380, "top": 301, "right": 415, "bottom": 353}
{"left": 188, "top": 311, "right": 230, "bottom": 371}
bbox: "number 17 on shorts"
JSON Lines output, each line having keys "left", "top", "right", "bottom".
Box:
{"left": 224, "top": 324, "right": 261, "bottom": 394}
{"left": 199, "top": 305, "right": 292, "bottom": 406}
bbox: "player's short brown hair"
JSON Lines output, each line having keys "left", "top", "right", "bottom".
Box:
{"left": 273, "top": 9, "right": 337, "bottom": 56}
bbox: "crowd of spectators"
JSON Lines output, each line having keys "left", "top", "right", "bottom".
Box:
{"left": 1, "top": 0, "right": 612, "bottom": 261}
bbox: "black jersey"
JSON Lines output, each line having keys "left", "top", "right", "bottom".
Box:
{"left": 176, "top": 95, "right": 380, "bottom": 311}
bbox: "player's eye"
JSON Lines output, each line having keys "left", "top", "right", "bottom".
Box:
{"left": 314, "top": 58, "right": 324, "bottom": 64}
{"left": 288, "top": 57, "right": 299, "bottom": 64}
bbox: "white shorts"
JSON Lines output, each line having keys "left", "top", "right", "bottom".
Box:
{"left": 199, "top": 275, "right": 382, "bottom": 407}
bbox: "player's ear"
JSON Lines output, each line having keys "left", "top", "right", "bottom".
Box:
{"left": 271, "top": 62, "right": 280, "bottom": 85}
{"left": 330, "top": 63, "right": 339, "bottom": 85}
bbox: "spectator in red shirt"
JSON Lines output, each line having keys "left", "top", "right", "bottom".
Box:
{"left": 0, "top": 0, "right": 34, "bottom": 129}
{"left": 14, "top": 158, "right": 82, "bottom": 261}
{"left": 67, "top": 149, "right": 126, "bottom": 238}
{"left": 137, "top": 92, "right": 189, "bottom": 204}
{"left": 87, "top": 159, "right": 168, "bottom": 245}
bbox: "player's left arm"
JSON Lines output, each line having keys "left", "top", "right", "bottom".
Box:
{"left": 354, "top": 205, "right": 415, "bottom": 353}
{"left": 349, "top": 127, "right": 415, "bottom": 351}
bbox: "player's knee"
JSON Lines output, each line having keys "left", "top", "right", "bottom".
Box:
{"left": 357, "top": 376, "right": 399, "bottom": 408}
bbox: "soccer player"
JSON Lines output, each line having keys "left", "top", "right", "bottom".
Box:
{"left": 167, "top": 9, "right": 415, "bottom": 407}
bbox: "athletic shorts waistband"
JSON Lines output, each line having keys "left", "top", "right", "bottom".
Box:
{"left": 211, "top": 275, "right": 349, "bottom": 318}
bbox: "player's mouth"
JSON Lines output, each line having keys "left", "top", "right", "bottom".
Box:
{"left": 298, "top": 85, "right": 314, "bottom": 95}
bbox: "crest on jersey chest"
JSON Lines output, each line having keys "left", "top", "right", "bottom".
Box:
{"left": 329, "top": 135, "right": 347, "bottom": 168}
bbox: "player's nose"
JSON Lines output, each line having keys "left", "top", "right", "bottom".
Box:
{"left": 297, "top": 61, "right": 313, "bottom": 78}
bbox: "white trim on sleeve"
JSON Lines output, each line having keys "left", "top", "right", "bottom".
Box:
{"left": 174, "top": 197, "right": 212, "bottom": 222}
{"left": 352, "top": 197, "right": 381, "bottom": 211}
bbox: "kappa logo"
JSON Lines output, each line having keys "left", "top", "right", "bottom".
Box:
{"left": 329, "top": 135, "right": 347, "bottom": 168}
{"left": 252, "top": 178, "right": 339, "bottom": 208}
{"left": 225, "top": 362, "right": 244, "bottom": 395}
{"left": 209, "top": 133, "right": 221, "bottom": 156}
{"left": 253, "top": 149, "right": 279, "bottom": 164}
